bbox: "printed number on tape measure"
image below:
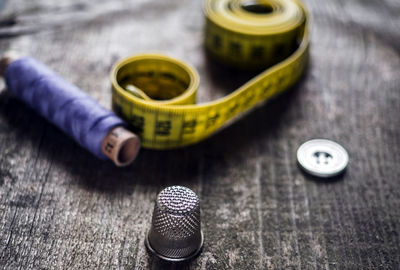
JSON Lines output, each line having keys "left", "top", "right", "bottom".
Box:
{"left": 110, "top": 0, "right": 310, "bottom": 149}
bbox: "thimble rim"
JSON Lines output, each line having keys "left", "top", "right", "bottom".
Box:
{"left": 145, "top": 230, "right": 204, "bottom": 262}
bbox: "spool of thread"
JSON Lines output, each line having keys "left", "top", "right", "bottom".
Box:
{"left": 0, "top": 52, "right": 141, "bottom": 167}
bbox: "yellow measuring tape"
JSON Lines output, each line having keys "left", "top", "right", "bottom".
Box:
{"left": 110, "top": 0, "right": 309, "bottom": 149}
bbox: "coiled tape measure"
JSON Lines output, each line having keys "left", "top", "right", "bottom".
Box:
{"left": 110, "top": 0, "right": 309, "bottom": 149}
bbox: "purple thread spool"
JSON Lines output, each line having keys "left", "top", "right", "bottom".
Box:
{"left": 1, "top": 53, "right": 140, "bottom": 166}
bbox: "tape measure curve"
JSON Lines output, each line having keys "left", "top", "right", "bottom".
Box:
{"left": 110, "top": 0, "right": 309, "bottom": 149}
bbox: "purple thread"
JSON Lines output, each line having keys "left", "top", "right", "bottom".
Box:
{"left": 5, "top": 57, "right": 126, "bottom": 160}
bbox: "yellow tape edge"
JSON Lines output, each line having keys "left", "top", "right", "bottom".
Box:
{"left": 110, "top": 0, "right": 310, "bottom": 149}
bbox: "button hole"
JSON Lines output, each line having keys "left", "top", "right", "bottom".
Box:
{"left": 313, "top": 151, "right": 333, "bottom": 165}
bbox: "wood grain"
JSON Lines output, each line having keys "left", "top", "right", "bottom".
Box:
{"left": 0, "top": 0, "right": 399, "bottom": 269}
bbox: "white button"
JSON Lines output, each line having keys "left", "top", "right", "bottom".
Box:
{"left": 297, "top": 139, "right": 349, "bottom": 178}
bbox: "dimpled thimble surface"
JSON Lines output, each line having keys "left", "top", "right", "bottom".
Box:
{"left": 146, "top": 186, "right": 203, "bottom": 262}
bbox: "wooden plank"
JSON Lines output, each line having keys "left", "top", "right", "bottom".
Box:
{"left": 0, "top": 0, "right": 399, "bottom": 269}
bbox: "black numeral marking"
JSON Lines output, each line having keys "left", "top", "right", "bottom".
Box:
{"left": 156, "top": 121, "right": 171, "bottom": 136}
{"left": 104, "top": 142, "right": 114, "bottom": 154}
{"left": 213, "top": 35, "right": 222, "bottom": 49}
{"left": 251, "top": 46, "right": 264, "bottom": 59}
{"left": 183, "top": 120, "right": 197, "bottom": 134}
{"left": 229, "top": 42, "right": 242, "bottom": 57}
{"left": 131, "top": 115, "right": 145, "bottom": 134}
{"left": 206, "top": 114, "right": 220, "bottom": 128}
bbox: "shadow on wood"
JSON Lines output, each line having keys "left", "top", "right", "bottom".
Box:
{"left": 0, "top": 64, "right": 306, "bottom": 194}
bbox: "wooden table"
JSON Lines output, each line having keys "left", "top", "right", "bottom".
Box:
{"left": 0, "top": 0, "right": 399, "bottom": 269}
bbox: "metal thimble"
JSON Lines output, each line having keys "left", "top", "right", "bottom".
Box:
{"left": 145, "top": 186, "right": 203, "bottom": 262}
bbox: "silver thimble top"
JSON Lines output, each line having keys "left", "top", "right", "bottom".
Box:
{"left": 146, "top": 186, "right": 203, "bottom": 262}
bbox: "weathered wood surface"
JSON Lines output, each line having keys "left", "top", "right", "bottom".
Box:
{"left": 0, "top": 0, "right": 399, "bottom": 269}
